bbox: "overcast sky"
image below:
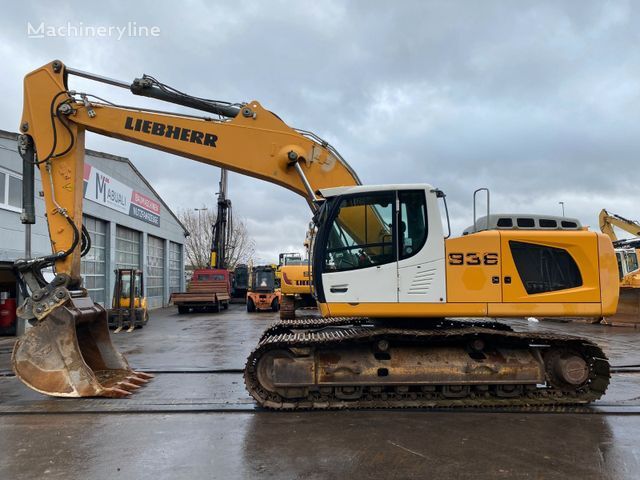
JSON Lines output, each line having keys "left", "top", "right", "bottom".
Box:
{"left": 1, "top": 1, "right": 639, "bottom": 263}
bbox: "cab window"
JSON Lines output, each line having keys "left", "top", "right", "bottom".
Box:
{"left": 626, "top": 252, "right": 638, "bottom": 273}
{"left": 617, "top": 252, "right": 624, "bottom": 280}
{"left": 324, "top": 192, "right": 394, "bottom": 272}
{"left": 399, "top": 190, "right": 428, "bottom": 260}
{"left": 197, "top": 273, "right": 225, "bottom": 281}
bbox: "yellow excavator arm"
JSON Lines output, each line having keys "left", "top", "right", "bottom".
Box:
{"left": 14, "top": 60, "right": 363, "bottom": 398}
{"left": 20, "top": 60, "right": 360, "bottom": 282}
{"left": 599, "top": 209, "right": 640, "bottom": 242}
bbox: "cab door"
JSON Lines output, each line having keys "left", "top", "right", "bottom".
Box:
{"left": 320, "top": 191, "right": 398, "bottom": 304}
{"left": 397, "top": 189, "right": 447, "bottom": 303}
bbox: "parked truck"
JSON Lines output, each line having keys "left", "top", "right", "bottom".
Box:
{"left": 171, "top": 268, "right": 231, "bottom": 314}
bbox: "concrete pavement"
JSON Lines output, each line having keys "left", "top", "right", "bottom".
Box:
{"left": 1, "top": 305, "right": 640, "bottom": 479}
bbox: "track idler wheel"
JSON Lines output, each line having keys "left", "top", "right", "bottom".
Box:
{"left": 12, "top": 294, "right": 152, "bottom": 398}
{"left": 545, "top": 349, "right": 589, "bottom": 391}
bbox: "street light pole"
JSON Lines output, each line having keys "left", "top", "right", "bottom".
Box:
{"left": 559, "top": 202, "right": 565, "bottom": 217}
{"left": 194, "top": 207, "right": 208, "bottom": 266}
{"left": 194, "top": 207, "right": 208, "bottom": 231}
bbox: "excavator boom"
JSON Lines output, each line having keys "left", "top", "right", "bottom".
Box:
{"left": 20, "top": 61, "right": 361, "bottom": 281}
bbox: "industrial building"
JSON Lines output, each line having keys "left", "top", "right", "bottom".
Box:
{"left": 0, "top": 129, "right": 187, "bottom": 334}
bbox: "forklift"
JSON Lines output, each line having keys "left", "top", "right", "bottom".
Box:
{"left": 247, "top": 265, "right": 281, "bottom": 313}
{"left": 108, "top": 268, "right": 148, "bottom": 333}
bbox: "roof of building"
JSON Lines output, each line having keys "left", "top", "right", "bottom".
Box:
{"left": 0, "top": 129, "right": 188, "bottom": 236}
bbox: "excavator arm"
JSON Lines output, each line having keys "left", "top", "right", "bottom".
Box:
{"left": 14, "top": 60, "right": 360, "bottom": 397}
{"left": 599, "top": 209, "right": 640, "bottom": 243}
{"left": 20, "top": 60, "right": 361, "bottom": 282}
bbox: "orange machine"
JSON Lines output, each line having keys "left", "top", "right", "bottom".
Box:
{"left": 246, "top": 265, "right": 281, "bottom": 312}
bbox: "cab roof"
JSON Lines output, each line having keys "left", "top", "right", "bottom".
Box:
{"left": 318, "top": 184, "right": 434, "bottom": 198}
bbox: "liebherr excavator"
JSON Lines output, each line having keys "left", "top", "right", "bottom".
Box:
{"left": 13, "top": 60, "right": 617, "bottom": 408}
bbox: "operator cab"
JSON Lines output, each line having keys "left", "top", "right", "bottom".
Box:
{"left": 313, "top": 184, "right": 446, "bottom": 306}
{"left": 116, "top": 269, "right": 143, "bottom": 306}
{"left": 251, "top": 266, "right": 277, "bottom": 293}
{"left": 233, "top": 264, "right": 249, "bottom": 290}
{"left": 279, "top": 252, "right": 303, "bottom": 266}
{"left": 616, "top": 248, "right": 639, "bottom": 280}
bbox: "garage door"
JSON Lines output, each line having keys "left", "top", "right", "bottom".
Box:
{"left": 169, "top": 242, "right": 182, "bottom": 295}
{"left": 147, "top": 235, "right": 165, "bottom": 308}
{"left": 81, "top": 215, "right": 107, "bottom": 305}
{"left": 116, "top": 225, "right": 141, "bottom": 270}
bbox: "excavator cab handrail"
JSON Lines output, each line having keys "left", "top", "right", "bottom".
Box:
{"left": 472, "top": 187, "right": 490, "bottom": 233}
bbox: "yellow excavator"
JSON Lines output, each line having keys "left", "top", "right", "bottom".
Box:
{"left": 12, "top": 60, "right": 617, "bottom": 408}
{"left": 278, "top": 251, "right": 315, "bottom": 319}
{"left": 599, "top": 209, "right": 640, "bottom": 326}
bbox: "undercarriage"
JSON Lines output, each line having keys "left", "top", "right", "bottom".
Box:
{"left": 244, "top": 317, "right": 610, "bottom": 410}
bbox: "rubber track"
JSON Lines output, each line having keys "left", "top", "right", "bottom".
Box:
{"left": 244, "top": 318, "right": 610, "bottom": 411}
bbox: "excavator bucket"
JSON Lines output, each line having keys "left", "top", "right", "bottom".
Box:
{"left": 602, "top": 286, "right": 640, "bottom": 327}
{"left": 12, "top": 295, "right": 152, "bottom": 397}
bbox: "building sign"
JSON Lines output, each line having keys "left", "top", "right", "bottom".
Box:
{"left": 83, "top": 164, "right": 161, "bottom": 226}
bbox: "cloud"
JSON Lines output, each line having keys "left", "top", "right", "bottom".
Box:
{"left": 2, "top": 0, "right": 640, "bottom": 262}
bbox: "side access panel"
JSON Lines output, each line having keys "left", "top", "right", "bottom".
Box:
{"left": 498, "top": 231, "right": 601, "bottom": 304}
{"left": 445, "top": 232, "right": 502, "bottom": 303}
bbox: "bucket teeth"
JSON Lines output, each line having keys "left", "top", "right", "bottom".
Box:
{"left": 102, "top": 387, "right": 133, "bottom": 398}
{"left": 117, "top": 381, "right": 141, "bottom": 391}
{"left": 125, "top": 375, "right": 149, "bottom": 386}
{"left": 133, "top": 371, "right": 154, "bottom": 380}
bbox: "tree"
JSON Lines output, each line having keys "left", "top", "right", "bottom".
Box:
{"left": 178, "top": 207, "right": 255, "bottom": 270}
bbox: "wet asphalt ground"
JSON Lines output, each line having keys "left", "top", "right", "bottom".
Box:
{"left": 1, "top": 304, "right": 640, "bottom": 479}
